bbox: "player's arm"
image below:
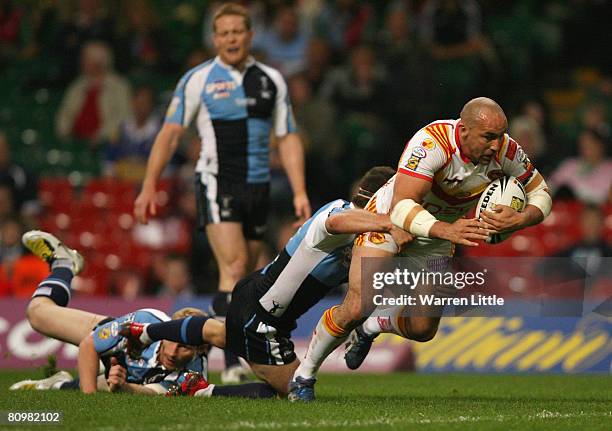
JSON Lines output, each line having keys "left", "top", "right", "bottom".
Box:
{"left": 481, "top": 139, "right": 552, "bottom": 232}
{"left": 77, "top": 334, "right": 100, "bottom": 394}
{"left": 277, "top": 132, "right": 311, "bottom": 221}
{"left": 325, "top": 209, "right": 392, "bottom": 235}
{"left": 134, "top": 123, "right": 184, "bottom": 224}
{"left": 391, "top": 152, "right": 489, "bottom": 246}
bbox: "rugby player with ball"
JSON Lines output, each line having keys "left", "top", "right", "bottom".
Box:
{"left": 290, "top": 97, "right": 552, "bottom": 401}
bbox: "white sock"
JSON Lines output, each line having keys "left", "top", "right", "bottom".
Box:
{"left": 293, "top": 307, "right": 348, "bottom": 380}
{"left": 195, "top": 384, "right": 215, "bottom": 397}
{"left": 363, "top": 306, "right": 406, "bottom": 337}
{"left": 361, "top": 316, "right": 383, "bottom": 337}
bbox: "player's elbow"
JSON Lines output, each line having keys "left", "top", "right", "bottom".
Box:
{"left": 79, "top": 334, "right": 94, "bottom": 350}
{"left": 325, "top": 215, "right": 344, "bottom": 234}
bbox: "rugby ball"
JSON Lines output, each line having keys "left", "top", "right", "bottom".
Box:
{"left": 475, "top": 176, "right": 527, "bottom": 244}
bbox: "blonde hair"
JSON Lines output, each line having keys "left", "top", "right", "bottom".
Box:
{"left": 172, "top": 307, "right": 208, "bottom": 320}
{"left": 212, "top": 2, "right": 251, "bottom": 32}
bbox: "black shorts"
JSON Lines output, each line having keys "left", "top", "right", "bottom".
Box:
{"left": 195, "top": 173, "right": 269, "bottom": 240}
{"left": 225, "top": 274, "right": 297, "bottom": 366}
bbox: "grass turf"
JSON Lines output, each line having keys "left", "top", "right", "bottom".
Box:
{"left": 1, "top": 370, "right": 610, "bottom": 430}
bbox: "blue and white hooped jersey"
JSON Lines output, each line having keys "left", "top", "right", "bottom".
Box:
{"left": 256, "top": 199, "right": 355, "bottom": 325}
{"left": 92, "top": 309, "right": 207, "bottom": 393}
{"left": 165, "top": 56, "right": 296, "bottom": 184}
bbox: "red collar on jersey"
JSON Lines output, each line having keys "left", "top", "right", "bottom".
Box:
{"left": 454, "top": 120, "right": 471, "bottom": 163}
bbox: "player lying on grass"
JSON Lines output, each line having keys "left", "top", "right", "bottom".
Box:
{"left": 288, "top": 97, "right": 553, "bottom": 401}
{"left": 120, "top": 166, "right": 413, "bottom": 396}
{"left": 10, "top": 231, "right": 275, "bottom": 398}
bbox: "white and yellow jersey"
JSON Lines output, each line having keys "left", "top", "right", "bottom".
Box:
{"left": 357, "top": 118, "right": 541, "bottom": 256}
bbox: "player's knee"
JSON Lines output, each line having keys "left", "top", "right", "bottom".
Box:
{"left": 408, "top": 324, "right": 438, "bottom": 343}
{"left": 26, "top": 297, "right": 48, "bottom": 330}
{"left": 224, "top": 255, "right": 249, "bottom": 281}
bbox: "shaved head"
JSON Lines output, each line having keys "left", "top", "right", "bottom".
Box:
{"left": 460, "top": 97, "right": 507, "bottom": 129}
{"left": 458, "top": 97, "right": 508, "bottom": 164}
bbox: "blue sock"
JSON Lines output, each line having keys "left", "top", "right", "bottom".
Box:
{"left": 211, "top": 292, "right": 241, "bottom": 368}
{"left": 147, "top": 316, "right": 208, "bottom": 345}
{"left": 59, "top": 378, "right": 80, "bottom": 390}
{"left": 212, "top": 383, "right": 276, "bottom": 399}
{"left": 31, "top": 267, "right": 74, "bottom": 307}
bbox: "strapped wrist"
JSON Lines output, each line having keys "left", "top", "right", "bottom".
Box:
{"left": 390, "top": 199, "right": 438, "bottom": 238}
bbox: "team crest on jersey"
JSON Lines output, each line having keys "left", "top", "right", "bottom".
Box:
{"left": 98, "top": 327, "right": 111, "bottom": 340}
{"left": 510, "top": 196, "right": 525, "bottom": 211}
{"left": 368, "top": 232, "right": 388, "bottom": 245}
{"left": 487, "top": 170, "right": 504, "bottom": 181}
{"left": 421, "top": 139, "right": 436, "bottom": 150}
{"left": 166, "top": 97, "right": 180, "bottom": 119}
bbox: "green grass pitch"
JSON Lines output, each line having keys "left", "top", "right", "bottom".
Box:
{"left": 1, "top": 370, "right": 610, "bottom": 430}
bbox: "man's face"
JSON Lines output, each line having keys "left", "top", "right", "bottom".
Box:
{"left": 213, "top": 15, "right": 253, "bottom": 67}
{"left": 460, "top": 113, "right": 507, "bottom": 164}
{"left": 158, "top": 340, "right": 197, "bottom": 370}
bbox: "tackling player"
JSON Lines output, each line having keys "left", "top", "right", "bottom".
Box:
{"left": 10, "top": 231, "right": 275, "bottom": 398}
{"left": 120, "top": 167, "right": 413, "bottom": 396}
{"left": 289, "top": 97, "right": 553, "bottom": 401}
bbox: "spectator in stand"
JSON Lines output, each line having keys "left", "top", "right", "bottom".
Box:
{"left": 320, "top": 44, "right": 386, "bottom": 118}
{"left": 115, "top": 0, "right": 170, "bottom": 75}
{"left": 556, "top": 205, "right": 612, "bottom": 261}
{"left": 509, "top": 100, "right": 549, "bottom": 168}
{"left": 0, "top": 0, "right": 25, "bottom": 66}
{"left": 0, "top": 131, "right": 39, "bottom": 217}
{"left": 0, "top": 184, "right": 15, "bottom": 225}
{"left": 320, "top": 44, "right": 390, "bottom": 183}
{"left": 55, "top": 0, "right": 117, "bottom": 82}
{"left": 312, "top": 0, "right": 376, "bottom": 51}
{"left": 304, "top": 38, "right": 332, "bottom": 95}
{"left": 157, "top": 254, "right": 195, "bottom": 299}
{"left": 549, "top": 128, "right": 612, "bottom": 205}
{"left": 377, "top": 3, "right": 432, "bottom": 141}
{"left": 0, "top": 217, "right": 48, "bottom": 297}
{"left": 288, "top": 72, "right": 341, "bottom": 204}
{"left": 103, "top": 85, "right": 162, "bottom": 180}
{"left": 56, "top": 41, "right": 132, "bottom": 147}
{"left": 110, "top": 270, "right": 145, "bottom": 301}
{"left": 419, "top": 0, "right": 486, "bottom": 114}
{"left": 256, "top": 5, "right": 310, "bottom": 77}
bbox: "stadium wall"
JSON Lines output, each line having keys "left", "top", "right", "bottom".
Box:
{"left": 0, "top": 297, "right": 609, "bottom": 373}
